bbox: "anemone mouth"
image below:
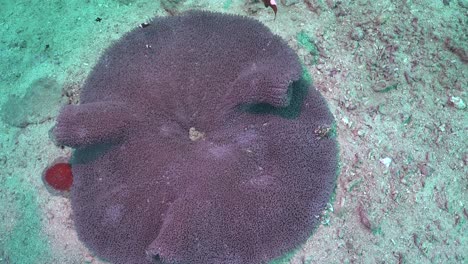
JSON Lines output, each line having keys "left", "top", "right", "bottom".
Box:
{"left": 188, "top": 127, "right": 205, "bottom": 141}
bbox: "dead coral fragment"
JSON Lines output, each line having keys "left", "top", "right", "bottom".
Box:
{"left": 262, "top": 0, "right": 278, "bottom": 17}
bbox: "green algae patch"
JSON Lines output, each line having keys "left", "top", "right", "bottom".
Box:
{"left": 1, "top": 176, "right": 51, "bottom": 263}
{"left": 223, "top": 0, "right": 233, "bottom": 10}
{"left": 269, "top": 248, "right": 298, "bottom": 264}
{"left": 297, "top": 31, "right": 319, "bottom": 65}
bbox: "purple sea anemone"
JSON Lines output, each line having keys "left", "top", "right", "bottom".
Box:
{"left": 52, "top": 10, "right": 338, "bottom": 264}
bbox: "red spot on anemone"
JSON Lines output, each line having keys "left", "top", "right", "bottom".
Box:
{"left": 43, "top": 163, "right": 73, "bottom": 191}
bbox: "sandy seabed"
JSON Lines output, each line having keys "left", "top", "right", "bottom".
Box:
{"left": 0, "top": 0, "right": 466, "bottom": 263}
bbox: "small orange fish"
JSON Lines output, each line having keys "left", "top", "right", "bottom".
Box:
{"left": 262, "top": 0, "right": 277, "bottom": 18}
